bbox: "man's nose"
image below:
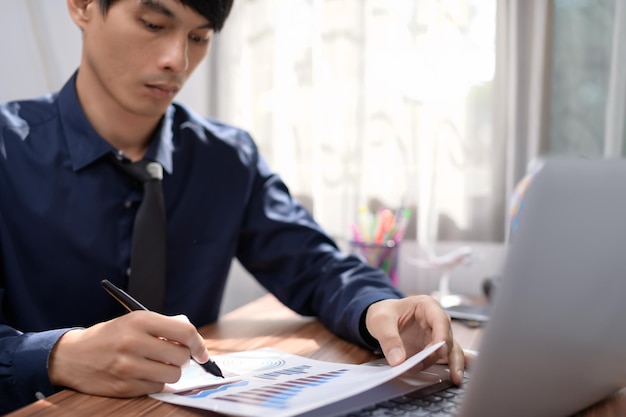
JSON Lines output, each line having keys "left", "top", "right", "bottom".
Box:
{"left": 158, "top": 36, "right": 189, "bottom": 73}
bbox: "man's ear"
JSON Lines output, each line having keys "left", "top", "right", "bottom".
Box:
{"left": 67, "top": 0, "right": 96, "bottom": 30}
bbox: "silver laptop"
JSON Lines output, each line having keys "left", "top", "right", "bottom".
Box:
{"left": 301, "top": 158, "right": 626, "bottom": 417}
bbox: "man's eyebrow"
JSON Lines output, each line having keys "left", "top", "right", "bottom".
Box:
{"left": 139, "top": 0, "right": 213, "bottom": 29}
{"left": 140, "top": 0, "right": 175, "bottom": 18}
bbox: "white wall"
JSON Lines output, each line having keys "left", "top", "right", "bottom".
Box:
{"left": 0, "top": 0, "right": 78, "bottom": 101}
{"left": 0, "top": 0, "right": 209, "bottom": 116}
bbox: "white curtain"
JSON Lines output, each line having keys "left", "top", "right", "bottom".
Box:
{"left": 208, "top": 0, "right": 501, "bottom": 248}
{"left": 207, "top": 0, "right": 626, "bottom": 246}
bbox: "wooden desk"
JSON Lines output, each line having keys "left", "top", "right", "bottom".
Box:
{"left": 7, "top": 295, "right": 626, "bottom": 417}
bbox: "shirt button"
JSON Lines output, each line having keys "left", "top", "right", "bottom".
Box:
{"left": 35, "top": 392, "right": 45, "bottom": 400}
{"left": 126, "top": 268, "right": 132, "bottom": 277}
{"left": 124, "top": 200, "right": 132, "bottom": 208}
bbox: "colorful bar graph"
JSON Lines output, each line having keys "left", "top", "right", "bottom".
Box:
{"left": 215, "top": 369, "right": 349, "bottom": 409}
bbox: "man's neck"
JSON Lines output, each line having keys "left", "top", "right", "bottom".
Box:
{"left": 75, "top": 71, "right": 163, "bottom": 162}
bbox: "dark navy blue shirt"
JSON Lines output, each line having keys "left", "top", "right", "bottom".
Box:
{"left": 0, "top": 73, "right": 402, "bottom": 412}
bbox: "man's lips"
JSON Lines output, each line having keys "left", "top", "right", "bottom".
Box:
{"left": 145, "top": 83, "right": 180, "bottom": 97}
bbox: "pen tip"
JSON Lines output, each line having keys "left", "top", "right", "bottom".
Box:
{"left": 200, "top": 359, "right": 224, "bottom": 378}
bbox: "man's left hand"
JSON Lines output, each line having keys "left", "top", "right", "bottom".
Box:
{"left": 364, "top": 295, "right": 466, "bottom": 385}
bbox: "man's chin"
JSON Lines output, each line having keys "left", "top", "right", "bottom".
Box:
{"left": 129, "top": 102, "right": 173, "bottom": 119}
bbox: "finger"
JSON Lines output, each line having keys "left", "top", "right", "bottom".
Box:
{"left": 419, "top": 298, "right": 454, "bottom": 350}
{"left": 169, "top": 315, "right": 210, "bottom": 364}
{"left": 102, "top": 376, "right": 166, "bottom": 398}
{"left": 109, "top": 351, "right": 184, "bottom": 385}
{"left": 365, "top": 301, "right": 406, "bottom": 366}
{"left": 415, "top": 297, "right": 457, "bottom": 366}
{"left": 137, "top": 359, "right": 184, "bottom": 385}
{"left": 463, "top": 348, "right": 478, "bottom": 368}
{"left": 139, "top": 334, "right": 193, "bottom": 368}
{"left": 133, "top": 312, "right": 209, "bottom": 363}
{"left": 161, "top": 315, "right": 209, "bottom": 363}
{"left": 123, "top": 380, "right": 166, "bottom": 397}
{"left": 447, "top": 341, "right": 466, "bottom": 385}
{"left": 171, "top": 314, "right": 191, "bottom": 323}
{"left": 417, "top": 300, "right": 467, "bottom": 380}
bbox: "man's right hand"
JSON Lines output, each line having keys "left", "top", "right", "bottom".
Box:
{"left": 48, "top": 311, "right": 210, "bottom": 397}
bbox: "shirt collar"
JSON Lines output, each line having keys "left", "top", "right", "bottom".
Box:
{"left": 145, "top": 105, "right": 174, "bottom": 173}
{"left": 58, "top": 71, "right": 174, "bottom": 174}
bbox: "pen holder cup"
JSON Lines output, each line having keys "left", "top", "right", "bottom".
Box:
{"left": 349, "top": 240, "right": 400, "bottom": 286}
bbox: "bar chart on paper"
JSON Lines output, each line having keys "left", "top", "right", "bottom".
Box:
{"left": 214, "top": 368, "right": 350, "bottom": 409}
{"left": 252, "top": 364, "right": 310, "bottom": 379}
{"left": 152, "top": 344, "right": 443, "bottom": 417}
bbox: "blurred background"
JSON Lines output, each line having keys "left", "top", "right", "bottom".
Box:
{"left": 2, "top": 0, "right": 624, "bottom": 310}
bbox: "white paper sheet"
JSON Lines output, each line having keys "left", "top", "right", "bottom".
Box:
{"left": 151, "top": 341, "right": 445, "bottom": 417}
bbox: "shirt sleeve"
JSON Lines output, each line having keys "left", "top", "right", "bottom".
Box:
{"left": 235, "top": 149, "right": 405, "bottom": 349}
{"left": 0, "top": 167, "right": 72, "bottom": 414}
{"left": 0, "top": 322, "right": 71, "bottom": 414}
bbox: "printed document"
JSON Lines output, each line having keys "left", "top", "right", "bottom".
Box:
{"left": 151, "top": 341, "right": 444, "bottom": 417}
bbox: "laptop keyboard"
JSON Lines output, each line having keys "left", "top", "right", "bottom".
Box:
{"left": 335, "top": 374, "right": 470, "bottom": 417}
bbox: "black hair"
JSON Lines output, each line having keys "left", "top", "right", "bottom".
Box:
{"left": 97, "top": 0, "right": 234, "bottom": 32}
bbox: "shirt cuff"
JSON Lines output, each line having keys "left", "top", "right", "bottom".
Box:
{"left": 358, "top": 302, "right": 385, "bottom": 353}
{"left": 13, "top": 328, "right": 74, "bottom": 405}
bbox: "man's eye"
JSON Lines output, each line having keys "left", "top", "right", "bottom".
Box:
{"left": 189, "top": 34, "right": 209, "bottom": 44}
{"left": 142, "top": 20, "right": 164, "bottom": 31}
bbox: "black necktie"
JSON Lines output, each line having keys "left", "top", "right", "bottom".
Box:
{"left": 112, "top": 156, "right": 167, "bottom": 312}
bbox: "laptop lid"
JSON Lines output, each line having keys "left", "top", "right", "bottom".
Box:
{"left": 459, "top": 158, "right": 626, "bottom": 416}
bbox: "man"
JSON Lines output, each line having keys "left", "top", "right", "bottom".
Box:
{"left": 0, "top": 0, "right": 465, "bottom": 412}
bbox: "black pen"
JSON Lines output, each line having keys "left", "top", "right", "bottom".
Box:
{"left": 100, "top": 279, "right": 224, "bottom": 378}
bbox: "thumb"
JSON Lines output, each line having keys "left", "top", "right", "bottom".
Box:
{"left": 383, "top": 344, "right": 407, "bottom": 367}
{"left": 365, "top": 300, "right": 408, "bottom": 366}
{"left": 367, "top": 318, "right": 406, "bottom": 366}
